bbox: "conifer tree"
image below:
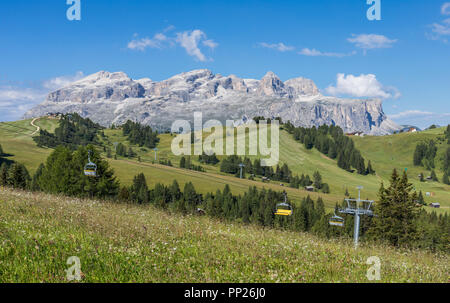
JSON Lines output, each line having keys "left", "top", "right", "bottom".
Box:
{"left": 0, "top": 163, "right": 8, "bottom": 186}
{"left": 183, "top": 182, "right": 198, "bottom": 213}
{"left": 366, "top": 160, "right": 375, "bottom": 175}
{"left": 180, "top": 157, "right": 186, "bottom": 168}
{"left": 430, "top": 170, "right": 438, "bottom": 182}
{"left": 131, "top": 173, "right": 149, "bottom": 204}
{"left": 313, "top": 171, "right": 322, "bottom": 190}
{"left": 417, "top": 191, "right": 425, "bottom": 205}
{"left": 367, "top": 169, "right": 419, "bottom": 247}
{"left": 8, "top": 163, "right": 31, "bottom": 190}
{"left": 443, "top": 171, "right": 450, "bottom": 185}
{"left": 31, "top": 163, "right": 44, "bottom": 191}
{"left": 169, "top": 180, "right": 182, "bottom": 202}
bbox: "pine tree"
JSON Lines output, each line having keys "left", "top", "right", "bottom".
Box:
{"left": 38, "top": 145, "right": 119, "bottom": 198}
{"left": 31, "top": 163, "right": 44, "bottom": 191}
{"left": 131, "top": 173, "right": 149, "bottom": 204}
{"left": 430, "top": 170, "right": 438, "bottom": 182}
{"left": 118, "top": 186, "right": 130, "bottom": 202}
{"left": 0, "top": 163, "right": 8, "bottom": 186}
{"left": 417, "top": 191, "right": 425, "bottom": 205}
{"left": 169, "top": 180, "right": 182, "bottom": 202}
{"left": 321, "top": 183, "right": 330, "bottom": 194}
{"left": 180, "top": 157, "right": 186, "bottom": 168}
{"left": 419, "top": 172, "right": 424, "bottom": 182}
{"left": 8, "top": 163, "right": 31, "bottom": 189}
{"left": 443, "top": 171, "right": 450, "bottom": 185}
{"left": 127, "top": 147, "right": 136, "bottom": 158}
{"left": 344, "top": 188, "right": 350, "bottom": 197}
{"left": 366, "top": 160, "right": 375, "bottom": 175}
{"left": 367, "top": 169, "right": 419, "bottom": 247}
{"left": 313, "top": 171, "right": 322, "bottom": 190}
{"left": 183, "top": 182, "right": 198, "bottom": 213}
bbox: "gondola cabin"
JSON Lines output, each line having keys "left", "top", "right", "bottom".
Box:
{"left": 84, "top": 163, "right": 97, "bottom": 177}
{"left": 84, "top": 150, "right": 97, "bottom": 177}
{"left": 275, "top": 203, "right": 293, "bottom": 216}
{"left": 329, "top": 215, "right": 344, "bottom": 227}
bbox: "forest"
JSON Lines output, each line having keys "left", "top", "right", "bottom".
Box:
{"left": 33, "top": 113, "right": 103, "bottom": 149}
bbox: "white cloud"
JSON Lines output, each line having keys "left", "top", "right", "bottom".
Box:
{"left": 43, "top": 71, "right": 84, "bottom": 90}
{"left": 428, "top": 18, "right": 450, "bottom": 42}
{"left": 426, "top": 4, "right": 450, "bottom": 42}
{"left": 0, "top": 86, "right": 47, "bottom": 121}
{"left": 0, "top": 71, "right": 85, "bottom": 121}
{"left": 347, "top": 34, "right": 397, "bottom": 50}
{"left": 128, "top": 29, "right": 217, "bottom": 62}
{"left": 163, "top": 25, "right": 176, "bottom": 32}
{"left": 441, "top": 2, "right": 450, "bottom": 15}
{"left": 176, "top": 30, "right": 217, "bottom": 62}
{"left": 127, "top": 33, "right": 169, "bottom": 51}
{"left": 326, "top": 73, "right": 400, "bottom": 99}
{"left": 259, "top": 42, "right": 294, "bottom": 52}
{"left": 298, "top": 48, "right": 356, "bottom": 58}
{"left": 388, "top": 110, "right": 450, "bottom": 128}
{"left": 202, "top": 39, "right": 219, "bottom": 49}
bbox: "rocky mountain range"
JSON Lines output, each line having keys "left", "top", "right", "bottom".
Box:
{"left": 24, "top": 69, "right": 401, "bottom": 135}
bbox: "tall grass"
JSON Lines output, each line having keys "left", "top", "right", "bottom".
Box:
{"left": 0, "top": 188, "right": 448, "bottom": 283}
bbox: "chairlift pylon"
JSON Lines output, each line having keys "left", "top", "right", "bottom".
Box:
{"left": 84, "top": 150, "right": 97, "bottom": 177}
{"left": 275, "top": 192, "right": 293, "bottom": 216}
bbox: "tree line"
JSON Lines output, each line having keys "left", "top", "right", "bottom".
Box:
{"left": 284, "top": 122, "right": 375, "bottom": 175}
{"left": 122, "top": 120, "right": 159, "bottom": 149}
{"left": 219, "top": 155, "right": 330, "bottom": 193}
{"left": 33, "top": 113, "right": 103, "bottom": 149}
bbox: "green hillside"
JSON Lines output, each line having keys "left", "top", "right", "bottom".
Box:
{"left": 0, "top": 117, "right": 448, "bottom": 213}
{"left": 0, "top": 188, "right": 448, "bottom": 283}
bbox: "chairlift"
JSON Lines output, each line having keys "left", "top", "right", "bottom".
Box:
{"left": 84, "top": 150, "right": 97, "bottom": 177}
{"left": 329, "top": 210, "right": 344, "bottom": 227}
{"left": 275, "top": 192, "right": 293, "bottom": 216}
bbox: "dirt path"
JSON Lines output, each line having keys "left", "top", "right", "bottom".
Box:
{"left": 30, "top": 118, "right": 40, "bottom": 136}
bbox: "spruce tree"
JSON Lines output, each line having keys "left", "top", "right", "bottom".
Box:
{"left": 443, "top": 171, "right": 450, "bottom": 185}
{"left": 131, "top": 173, "right": 149, "bottom": 204}
{"left": 366, "top": 160, "right": 375, "bottom": 175}
{"left": 0, "top": 163, "right": 8, "bottom": 186}
{"left": 31, "top": 163, "right": 44, "bottom": 191}
{"left": 367, "top": 169, "right": 419, "bottom": 247}
{"left": 313, "top": 171, "right": 322, "bottom": 190}
{"left": 430, "top": 170, "right": 438, "bottom": 182}
{"left": 169, "top": 180, "right": 182, "bottom": 202}
{"left": 183, "top": 182, "right": 198, "bottom": 213}
{"left": 180, "top": 157, "right": 186, "bottom": 168}
{"left": 417, "top": 191, "right": 425, "bottom": 205}
{"left": 8, "top": 163, "right": 31, "bottom": 190}
{"left": 38, "top": 145, "right": 119, "bottom": 199}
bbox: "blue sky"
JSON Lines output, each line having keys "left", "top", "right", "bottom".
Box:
{"left": 0, "top": 0, "right": 449, "bottom": 128}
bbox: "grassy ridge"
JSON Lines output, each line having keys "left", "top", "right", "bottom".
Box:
{"left": 0, "top": 188, "right": 448, "bottom": 283}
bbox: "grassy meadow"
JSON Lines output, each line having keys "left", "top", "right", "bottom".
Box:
{"left": 0, "top": 188, "right": 448, "bottom": 283}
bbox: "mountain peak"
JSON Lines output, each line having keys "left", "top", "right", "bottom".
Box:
{"left": 262, "top": 71, "right": 280, "bottom": 80}
{"left": 258, "top": 71, "right": 285, "bottom": 97}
